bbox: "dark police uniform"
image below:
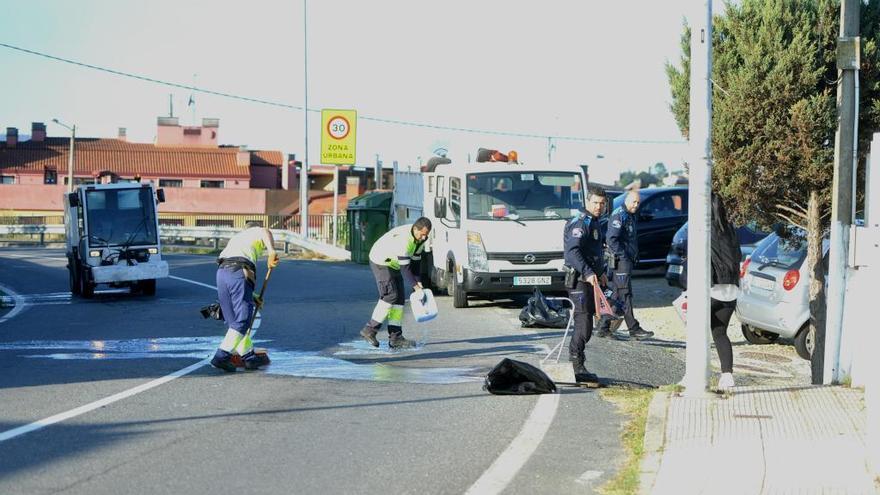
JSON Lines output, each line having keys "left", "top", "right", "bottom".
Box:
{"left": 600, "top": 205, "right": 653, "bottom": 339}
{"left": 563, "top": 210, "right": 605, "bottom": 365}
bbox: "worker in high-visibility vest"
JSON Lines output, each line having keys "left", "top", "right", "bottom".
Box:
{"left": 211, "top": 222, "right": 279, "bottom": 372}
{"left": 360, "top": 217, "right": 432, "bottom": 349}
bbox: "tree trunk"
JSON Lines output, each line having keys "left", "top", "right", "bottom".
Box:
{"left": 807, "top": 190, "right": 826, "bottom": 384}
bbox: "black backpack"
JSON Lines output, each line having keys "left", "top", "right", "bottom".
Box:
{"left": 483, "top": 358, "right": 557, "bottom": 395}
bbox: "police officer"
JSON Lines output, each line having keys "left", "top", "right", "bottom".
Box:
{"left": 360, "top": 217, "right": 432, "bottom": 349}
{"left": 211, "top": 222, "right": 279, "bottom": 372}
{"left": 597, "top": 189, "right": 654, "bottom": 340}
{"left": 563, "top": 185, "right": 609, "bottom": 383}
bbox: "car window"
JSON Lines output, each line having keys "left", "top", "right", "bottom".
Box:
{"left": 750, "top": 231, "right": 807, "bottom": 270}
{"left": 642, "top": 193, "right": 686, "bottom": 219}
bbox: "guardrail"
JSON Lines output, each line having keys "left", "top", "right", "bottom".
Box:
{"left": 0, "top": 224, "right": 351, "bottom": 261}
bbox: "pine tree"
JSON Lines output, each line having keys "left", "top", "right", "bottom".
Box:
{"left": 666, "top": 0, "right": 880, "bottom": 356}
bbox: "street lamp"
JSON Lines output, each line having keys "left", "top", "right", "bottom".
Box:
{"left": 52, "top": 118, "right": 76, "bottom": 192}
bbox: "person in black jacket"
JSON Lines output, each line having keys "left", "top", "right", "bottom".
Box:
{"left": 562, "top": 185, "right": 609, "bottom": 383}
{"left": 709, "top": 194, "right": 742, "bottom": 390}
{"left": 597, "top": 189, "right": 654, "bottom": 340}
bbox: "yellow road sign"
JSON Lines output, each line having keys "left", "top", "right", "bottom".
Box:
{"left": 320, "top": 109, "right": 357, "bottom": 165}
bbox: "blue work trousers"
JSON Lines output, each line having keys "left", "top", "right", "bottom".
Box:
{"left": 216, "top": 267, "right": 255, "bottom": 332}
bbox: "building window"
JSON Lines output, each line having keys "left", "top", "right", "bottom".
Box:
{"left": 159, "top": 218, "right": 184, "bottom": 226}
{"left": 200, "top": 180, "right": 224, "bottom": 189}
{"left": 246, "top": 220, "right": 264, "bottom": 227}
{"left": 63, "top": 177, "right": 92, "bottom": 186}
{"left": 44, "top": 169, "right": 57, "bottom": 185}
{"left": 196, "top": 219, "right": 234, "bottom": 227}
{"left": 0, "top": 175, "right": 15, "bottom": 184}
{"left": 159, "top": 179, "right": 183, "bottom": 188}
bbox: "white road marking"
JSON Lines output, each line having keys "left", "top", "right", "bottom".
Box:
{"left": 169, "top": 275, "right": 216, "bottom": 291}
{"left": 0, "top": 359, "right": 209, "bottom": 443}
{"left": 465, "top": 393, "right": 561, "bottom": 495}
{"left": 0, "top": 273, "right": 219, "bottom": 442}
{"left": 0, "top": 283, "right": 28, "bottom": 324}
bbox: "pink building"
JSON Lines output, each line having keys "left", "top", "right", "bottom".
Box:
{"left": 0, "top": 119, "right": 304, "bottom": 217}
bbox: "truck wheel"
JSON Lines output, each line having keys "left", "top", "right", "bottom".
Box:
{"left": 450, "top": 276, "right": 468, "bottom": 308}
{"left": 794, "top": 324, "right": 814, "bottom": 360}
{"left": 79, "top": 270, "right": 95, "bottom": 299}
{"left": 69, "top": 264, "right": 81, "bottom": 296}
{"left": 140, "top": 279, "right": 157, "bottom": 296}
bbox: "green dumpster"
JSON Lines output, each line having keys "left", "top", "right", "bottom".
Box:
{"left": 346, "top": 191, "right": 393, "bottom": 264}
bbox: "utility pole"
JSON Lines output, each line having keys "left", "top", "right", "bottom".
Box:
{"left": 822, "top": 0, "right": 860, "bottom": 384}
{"left": 681, "top": 0, "right": 713, "bottom": 395}
{"left": 53, "top": 118, "right": 76, "bottom": 193}
{"left": 300, "top": 0, "right": 310, "bottom": 240}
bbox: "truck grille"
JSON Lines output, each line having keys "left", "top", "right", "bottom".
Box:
{"left": 487, "top": 251, "right": 563, "bottom": 265}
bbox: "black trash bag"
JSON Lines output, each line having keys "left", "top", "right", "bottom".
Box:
{"left": 200, "top": 301, "right": 224, "bottom": 320}
{"left": 483, "top": 358, "right": 557, "bottom": 395}
{"left": 519, "top": 287, "right": 570, "bottom": 328}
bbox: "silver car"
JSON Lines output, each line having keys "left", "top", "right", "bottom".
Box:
{"left": 736, "top": 228, "right": 827, "bottom": 360}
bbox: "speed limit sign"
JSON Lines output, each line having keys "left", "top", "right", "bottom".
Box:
{"left": 321, "top": 109, "right": 357, "bottom": 165}
{"left": 327, "top": 116, "right": 350, "bottom": 140}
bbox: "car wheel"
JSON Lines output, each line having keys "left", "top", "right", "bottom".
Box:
{"left": 794, "top": 324, "right": 814, "bottom": 360}
{"left": 140, "top": 279, "right": 157, "bottom": 296}
{"left": 741, "top": 324, "right": 779, "bottom": 345}
{"left": 449, "top": 274, "right": 468, "bottom": 308}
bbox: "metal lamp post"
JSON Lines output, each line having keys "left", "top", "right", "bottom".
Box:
{"left": 52, "top": 118, "right": 76, "bottom": 192}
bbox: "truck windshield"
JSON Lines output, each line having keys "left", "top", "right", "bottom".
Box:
{"left": 85, "top": 188, "right": 157, "bottom": 246}
{"left": 466, "top": 172, "right": 584, "bottom": 221}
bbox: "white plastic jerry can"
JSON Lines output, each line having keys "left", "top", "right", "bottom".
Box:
{"left": 410, "top": 288, "right": 438, "bottom": 322}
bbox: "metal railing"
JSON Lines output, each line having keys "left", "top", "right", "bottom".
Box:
{"left": 0, "top": 223, "right": 351, "bottom": 260}
{"left": 0, "top": 213, "right": 350, "bottom": 249}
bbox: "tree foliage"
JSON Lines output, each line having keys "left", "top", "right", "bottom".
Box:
{"left": 666, "top": 0, "right": 880, "bottom": 230}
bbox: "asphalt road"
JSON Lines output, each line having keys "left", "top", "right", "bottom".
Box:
{"left": 0, "top": 248, "right": 685, "bottom": 494}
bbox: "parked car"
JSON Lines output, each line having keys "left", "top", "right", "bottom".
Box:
{"left": 736, "top": 227, "right": 828, "bottom": 360}
{"left": 601, "top": 186, "right": 689, "bottom": 268}
{"left": 665, "top": 221, "right": 771, "bottom": 289}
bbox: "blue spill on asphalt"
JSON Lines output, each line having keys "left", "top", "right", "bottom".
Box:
{"left": 1, "top": 337, "right": 481, "bottom": 384}
{"left": 334, "top": 339, "right": 425, "bottom": 356}
{"left": 265, "top": 351, "right": 481, "bottom": 384}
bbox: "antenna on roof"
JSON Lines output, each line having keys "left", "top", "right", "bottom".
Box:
{"left": 168, "top": 94, "right": 174, "bottom": 118}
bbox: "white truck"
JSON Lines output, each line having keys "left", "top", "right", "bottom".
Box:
{"left": 64, "top": 182, "right": 169, "bottom": 297}
{"left": 394, "top": 150, "right": 590, "bottom": 308}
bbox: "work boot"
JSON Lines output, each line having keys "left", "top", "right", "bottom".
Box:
{"left": 388, "top": 334, "right": 416, "bottom": 349}
{"left": 360, "top": 327, "right": 380, "bottom": 347}
{"left": 571, "top": 359, "right": 599, "bottom": 384}
{"left": 628, "top": 327, "right": 654, "bottom": 340}
{"left": 210, "top": 350, "right": 236, "bottom": 373}
{"left": 242, "top": 351, "right": 270, "bottom": 370}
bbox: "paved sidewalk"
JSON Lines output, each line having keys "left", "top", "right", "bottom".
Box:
{"left": 641, "top": 385, "right": 878, "bottom": 494}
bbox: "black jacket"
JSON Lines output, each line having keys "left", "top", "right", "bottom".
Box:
{"left": 711, "top": 219, "right": 741, "bottom": 286}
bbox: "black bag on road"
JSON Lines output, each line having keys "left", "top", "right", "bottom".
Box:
{"left": 483, "top": 358, "right": 557, "bottom": 395}
{"left": 519, "top": 287, "right": 570, "bottom": 328}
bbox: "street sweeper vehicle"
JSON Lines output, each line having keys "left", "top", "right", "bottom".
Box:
{"left": 64, "top": 182, "right": 169, "bottom": 297}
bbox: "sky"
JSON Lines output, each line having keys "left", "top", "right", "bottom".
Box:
{"left": 0, "top": 0, "right": 704, "bottom": 185}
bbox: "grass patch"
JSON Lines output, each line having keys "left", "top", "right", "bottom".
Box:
{"left": 597, "top": 387, "right": 654, "bottom": 495}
